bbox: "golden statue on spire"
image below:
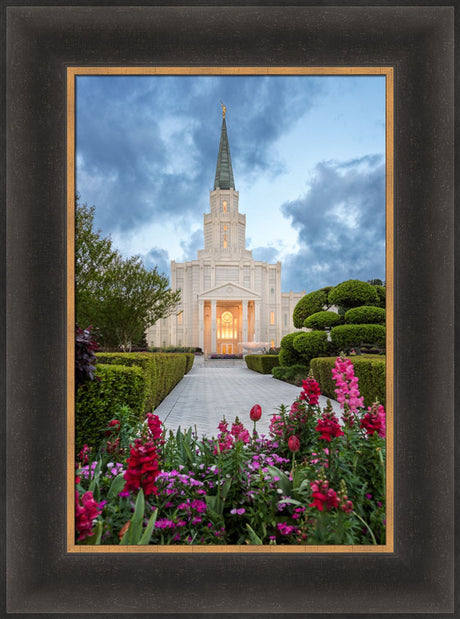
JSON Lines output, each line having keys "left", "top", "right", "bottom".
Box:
{"left": 220, "top": 100, "right": 226, "bottom": 119}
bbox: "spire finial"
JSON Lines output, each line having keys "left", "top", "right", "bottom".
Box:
{"left": 220, "top": 100, "right": 226, "bottom": 119}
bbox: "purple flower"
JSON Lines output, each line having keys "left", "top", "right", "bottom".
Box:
{"left": 230, "top": 508, "right": 246, "bottom": 515}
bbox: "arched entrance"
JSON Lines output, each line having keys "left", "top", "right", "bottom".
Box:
{"left": 217, "top": 308, "right": 238, "bottom": 354}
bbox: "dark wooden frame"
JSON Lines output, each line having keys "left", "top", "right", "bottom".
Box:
{"left": 3, "top": 3, "right": 455, "bottom": 616}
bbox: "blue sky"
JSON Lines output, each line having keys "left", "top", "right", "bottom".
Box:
{"left": 76, "top": 74, "right": 386, "bottom": 293}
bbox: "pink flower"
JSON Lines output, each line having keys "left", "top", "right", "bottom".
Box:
{"left": 269, "top": 414, "right": 284, "bottom": 438}
{"left": 250, "top": 404, "right": 262, "bottom": 422}
{"left": 300, "top": 376, "right": 321, "bottom": 405}
{"left": 315, "top": 411, "right": 343, "bottom": 442}
{"left": 332, "top": 357, "right": 364, "bottom": 412}
{"left": 288, "top": 435, "right": 300, "bottom": 453}
{"left": 231, "top": 420, "right": 251, "bottom": 443}
{"left": 75, "top": 490, "right": 103, "bottom": 541}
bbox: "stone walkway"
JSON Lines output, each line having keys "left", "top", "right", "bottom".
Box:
{"left": 154, "top": 356, "right": 342, "bottom": 438}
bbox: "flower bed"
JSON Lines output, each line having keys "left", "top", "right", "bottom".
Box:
{"left": 75, "top": 356, "right": 386, "bottom": 546}
{"left": 208, "top": 353, "right": 243, "bottom": 359}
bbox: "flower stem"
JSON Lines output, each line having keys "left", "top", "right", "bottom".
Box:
{"left": 352, "top": 511, "right": 377, "bottom": 544}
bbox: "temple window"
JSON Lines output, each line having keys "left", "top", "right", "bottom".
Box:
{"left": 177, "top": 312, "right": 183, "bottom": 325}
{"left": 223, "top": 235, "right": 228, "bottom": 249}
{"left": 270, "top": 311, "right": 275, "bottom": 325}
{"left": 222, "top": 200, "right": 227, "bottom": 213}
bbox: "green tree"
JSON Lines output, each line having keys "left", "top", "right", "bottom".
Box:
{"left": 76, "top": 199, "right": 180, "bottom": 350}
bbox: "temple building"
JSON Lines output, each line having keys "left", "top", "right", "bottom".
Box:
{"left": 146, "top": 107, "right": 305, "bottom": 353}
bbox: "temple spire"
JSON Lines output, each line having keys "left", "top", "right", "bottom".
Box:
{"left": 214, "top": 105, "right": 235, "bottom": 190}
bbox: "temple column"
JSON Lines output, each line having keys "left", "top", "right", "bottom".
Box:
{"left": 254, "top": 299, "right": 261, "bottom": 342}
{"left": 242, "top": 300, "right": 248, "bottom": 344}
{"left": 211, "top": 299, "right": 217, "bottom": 353}
{"left": 198, "top": 300, "right": 204, "bottom": 351}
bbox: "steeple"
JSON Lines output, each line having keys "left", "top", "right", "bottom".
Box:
{"left": 213, "top": 104, "right": 235, "bottom": 190}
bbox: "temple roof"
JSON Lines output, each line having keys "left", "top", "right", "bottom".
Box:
{"left": 213, "top": 117, "right": 235, "bottom": 190}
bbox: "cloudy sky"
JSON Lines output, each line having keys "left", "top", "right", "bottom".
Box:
{"left": 76, "top": 74, "right": 386, "bottom": 293}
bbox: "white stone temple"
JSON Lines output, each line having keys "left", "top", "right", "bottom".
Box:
{"left": 146, "top": 107, "right": 305, "bottom": 354}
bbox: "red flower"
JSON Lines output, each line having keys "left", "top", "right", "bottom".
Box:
{"left": 78, "top": 444, "right": 92, "bottom": 465}
{"left": 315, "top": 411, "right": 344, "bottom": 442}
{"left": 146, "top": 413, "right": 164, "bottom": 442}
{"left": 300, "top": 376, "right": 321, "bottom": 406}
{"left": 309, "top": 480, "right": 340, "bottom": 511}
{"left": 105, "top": 419, "right": 120, "bottom": 436}
{"left": 75, "top": 490, "right": 103, "bottom": 541}
{"left": 288, "top": 435, "right": 300, "bottom": 453}
{"left": 360, "top": 404, "right": 386, "bottom": 438}
{"left": 250, "top": 404, "right": 262, "bottom": 422}
{"left": 123, "top": 437, "right": 160, "bottom": 496}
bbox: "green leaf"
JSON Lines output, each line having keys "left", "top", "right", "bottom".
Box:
{"left": 139, "top": 509, "right": 159, "bottom": 545}
{"left": 107, "top": 473, "right": 126, "bottom": 499}
{"left": 267, "top": 466, "right": 292, "bottom": 496}
{"left": 83, "top": 520, "right": 103, "bottom": 545}
{"left": 128, "top": 489, "right": 145, "bottom": 544}
{"left": 245, "top": 524, "right": 263, "bottom": 545}
{"left": 220, "top": 478, "right": 232, "bottom": 500}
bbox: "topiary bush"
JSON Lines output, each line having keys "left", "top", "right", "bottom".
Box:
{"left": 292, "top": 287, "right": 332, "bottom": 328}
{"left": 310, "top": 356, "right": 386, "bottom": 407}
{"left": 184, "top": 353, "right": 195, "bottom": 374}
{"left": 272, "top": 364, "right": 310, "bottom": 385}
{"left": 330, "top": 324, "right": 386, "bottom": 352}
{"left": 345, "top": 306, "right": 386, "bottom": 325}
{"left": 292, "top": 331, "right": 330, "bottom": 365}
{"left": 245, "top": 354, "right": 280, "bottom": 374}
{"left": 304, "top": 310, "right": 343, "bottom": 330}
{"left": 75, "top": 363, "right": 146, "bottom": 453}
{"left": 278, "top": 332, "right": 305, "bottom": 366}
{"left": 373, "top": 285, "right": 386, "bottom": 308}
{"left": 96, "top": 352, "right": 188, "bottom": 411}
{"left": 328, "top": 279, "right": 380, "bottom": 311}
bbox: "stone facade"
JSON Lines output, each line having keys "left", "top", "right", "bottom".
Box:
{"left": 146, "top": 113, "right": 304, "bottom": 353}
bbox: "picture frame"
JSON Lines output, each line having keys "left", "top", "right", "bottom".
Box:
{"left": 3, "top": 3, "right": 455, "bottom": 615}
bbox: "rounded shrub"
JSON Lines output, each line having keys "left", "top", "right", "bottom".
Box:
{"left": 292, "top": 331, "right": 330, "bottom": 364}
{"left": 278, "top": 332, "right": 305, "bottom": 366}
{"left": 330, "top": 324, "right": 386, "bottom": 352}
{"left": 345, "top": 306, "right": 386, "bottom": 325}
{"left": 328, "top": 279, "right": 379, "bottom": 311}
{"left": 304, "top": 310, "right": 343, "bottom": 330}
{"left": 374, "top": 285, "right": 386, "bottom": 308}
{"left": 292, "top": 287, "right": 332, "bottom": 328}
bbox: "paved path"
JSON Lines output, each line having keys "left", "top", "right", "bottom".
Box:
{"left": 154, "top": 356, "right": 342, "bottom": 438}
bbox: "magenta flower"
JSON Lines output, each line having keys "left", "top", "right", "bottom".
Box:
{"left": 299, "top": 376, "right": 321, "bottom": 405}
{"left": 360, "top": 403, "right": 386, "bottom": 437}
{"left": 75, "top": 490, "right": 103, "bottom": 541}
{"left": 315, "top": 411, "right": 343, "bottom": 442}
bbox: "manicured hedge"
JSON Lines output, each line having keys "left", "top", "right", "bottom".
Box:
{"left": 184, "top": 353, "right": 195, "bottom": 374}
{"left": 330, "top": 324, "right": 386, "bottom": 352}
{"left": 310, "top": 356, "right": 386, "bottom": 407}
{"left": 75, "top": 363, "right": 146, "bottom": 453}
{"left": 272, "top": 364, "right": 310, "bottom": 385}
{"left": 96, "top": 352, "right": 189, "bottom": 411}
{"left": 245, "top": 354, "right": 280, "bottom": 374}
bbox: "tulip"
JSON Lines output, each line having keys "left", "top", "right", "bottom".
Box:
{"left": 288, "top": 435, "right": 300, "bottom": 476}
{"left": 250, "top": 404, "right": 262, "bottom": 438}
{"left": 250, "top": 404, "right": 262, "bottom": 422}
{"left": 288, "top": 435, "right": 300, "bottom": 453}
